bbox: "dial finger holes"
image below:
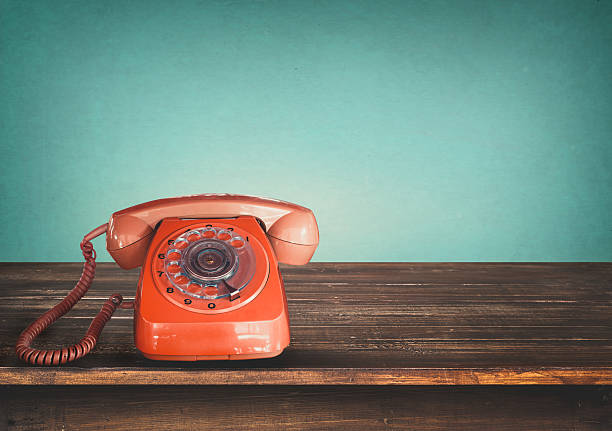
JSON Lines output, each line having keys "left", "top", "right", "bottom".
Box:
{"left": 187, "top": 283, "right": 202, "bottom": 294}
{"left": 217, "top": 230, "right": 232, "bottom": 241}
{"left": 174, "top": 240, "right": 189, "bottom": 250}
{"left": 166, "top": 263, "right": 181, "bottom": 273}
{"left": 167, "top": 251, "right": 181, "bottom": 260}
{"left": 174, "top": 275, "right": 189, "bottom": 285}
{"left": 186, "top": 231, "right": 201, "bottom": 242}
{"left": 230, "top": 236, "right": 245, "bottom": 248}
{"left": 201, "top": 228, "right": 216, "bottom": 238}
{"left": 204, "top": 285, "right": 218, "bottom": 296}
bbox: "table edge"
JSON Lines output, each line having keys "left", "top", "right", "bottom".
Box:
{"left": 1, "top": 367, "right": 611, "bottom": 385}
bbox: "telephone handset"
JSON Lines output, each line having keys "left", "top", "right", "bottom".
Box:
{"left": 16, "top": 195, "right": 319, "bottom": 364}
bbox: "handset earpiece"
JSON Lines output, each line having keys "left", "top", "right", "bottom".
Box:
{"left": 107, "top": 215, "right": 154, "bottom": 269}
{"left": 266, "top": 210, "right": 319, "bottom": 265}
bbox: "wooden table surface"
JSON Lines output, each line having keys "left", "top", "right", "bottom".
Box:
{"left": 0, "top": 262, "right": 610, "bottom": 385}
{"left": 1, "top": 262, "right": 611, "bottom": 430}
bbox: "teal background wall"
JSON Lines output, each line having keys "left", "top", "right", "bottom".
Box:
{"left": 1, "top": 0, "right": 611, "bottom": 262}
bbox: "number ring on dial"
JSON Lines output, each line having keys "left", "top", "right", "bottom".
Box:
{"left": 153, "top": 222, "right": 270, "bottom": 314}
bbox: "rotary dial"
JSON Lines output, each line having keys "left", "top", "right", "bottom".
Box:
{"left": 164, "top": 226, "right": 256, "bottom": 301}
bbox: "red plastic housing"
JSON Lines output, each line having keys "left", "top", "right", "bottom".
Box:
{"left": 134, "top": 216, "right": 290, "bottom": 360}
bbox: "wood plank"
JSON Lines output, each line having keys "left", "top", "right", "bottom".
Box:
{"left": 1, "top": 367, "right": 612, "bottom": 385}
{"left": 1, "top": 386, "right": 611, "bottom": 430}
{"left": 1, "top": 263, "right": 611, "bottom": 384}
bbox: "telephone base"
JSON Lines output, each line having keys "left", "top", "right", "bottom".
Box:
{"left": 142, "top": 349, "right": 285, "bottom": 361}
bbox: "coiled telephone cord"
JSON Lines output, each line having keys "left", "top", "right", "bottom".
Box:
{"left": 15, "top": 224, "right": 132, "bottom": 365}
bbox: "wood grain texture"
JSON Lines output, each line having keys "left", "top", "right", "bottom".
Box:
{"left": 1, "top": 262, "right": 611, "bottom": 385}
{"left": 1, "top": 386, "right": 611, "bottom": 430}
